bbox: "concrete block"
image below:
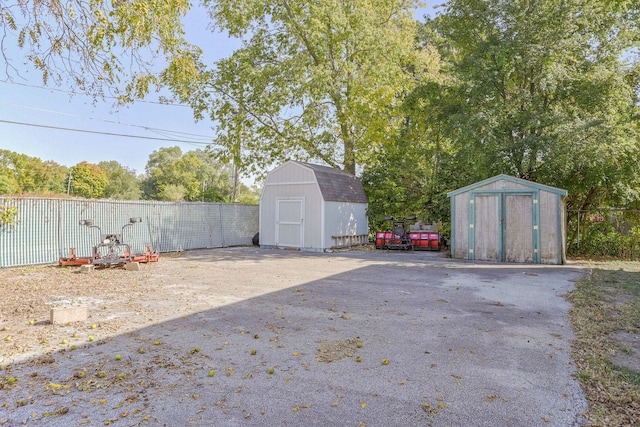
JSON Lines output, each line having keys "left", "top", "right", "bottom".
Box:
{"left": 125, "top": 262, "right": 140, "bottom": 271}
{"left": 80, "top": 264, "right": 94, "bottom": 274}
{"left": 50, "top": 306, "right": 88, "bottom": 325}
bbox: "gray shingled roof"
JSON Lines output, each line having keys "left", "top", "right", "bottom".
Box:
{"left": 296, "top": 162, "right": 368, "bottom": 203}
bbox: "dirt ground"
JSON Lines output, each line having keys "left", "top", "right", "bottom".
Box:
{"left": 0, "top": 247, "right": 589, "bottom": 426}
{"left": 1, "top": 252, "right": 201, "bottom": 363}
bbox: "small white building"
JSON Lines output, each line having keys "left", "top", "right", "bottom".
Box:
{"left": 259, "top": 161, "right": 369, "bottom": 252}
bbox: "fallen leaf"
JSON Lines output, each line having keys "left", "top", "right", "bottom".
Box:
{"left": 47, "top": 382, "right": 70, "bottom": 390}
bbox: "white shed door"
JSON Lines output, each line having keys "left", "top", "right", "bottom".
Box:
{"left": 276, "top": 198, "right": 304, "bottom": 248}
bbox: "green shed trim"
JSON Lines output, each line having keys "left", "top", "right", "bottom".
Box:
{"left": 450, "top": 195, "right": 456, "bottom": 257}
{"left": 557, "top": 194, "right": 566, "bottom": 265}
{"left": 468, "top": 193, "right": 475, "bottom": 260}
{"left": 447, "top": 174, "right": 568, "bottom": 198}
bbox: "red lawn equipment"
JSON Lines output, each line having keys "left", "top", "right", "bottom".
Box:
{"left": 375, "top": 216, "right": 415, "bottom": 250}
{"left": 375, "top": 216, "right": 441, "bottom": 251}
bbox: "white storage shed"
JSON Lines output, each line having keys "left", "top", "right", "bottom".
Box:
{"left": 259, "top": 161, "right": 369, "bottom": 252}
{"left": 447, "top": 174, "right": 567, "bottom": 264}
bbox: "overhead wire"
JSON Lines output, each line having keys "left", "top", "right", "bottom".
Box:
{"left": 0, "top": 81, "right": 216, "bottom": 145}
{"left": 0, "top": 118, "right": 212, "bottom": 145}
{"left": 0, "top": 80, "right": 190, "bottom": 107}
{"left": 0, "top": 101, "right": 213, "bottom": 142}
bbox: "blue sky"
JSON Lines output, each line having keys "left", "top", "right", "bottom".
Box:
{"left": 0, "top": 4, "right": 437, "bottom": 178}
{"left": 0, "top": 7, "right": 238, "bottom": 175}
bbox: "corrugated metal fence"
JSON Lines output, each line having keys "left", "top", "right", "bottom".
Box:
{"left": 0, "top": 197, "right": 259, "bottom": 268}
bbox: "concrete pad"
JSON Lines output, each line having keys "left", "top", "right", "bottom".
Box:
{"left": 50, "top": 305, "right": 87, "bottom": 324}
{"left": 79, "top": 264, "right": 93, "bottom": 273}
{"left": 3, "top": 248, "right": 589, "bottom": 426}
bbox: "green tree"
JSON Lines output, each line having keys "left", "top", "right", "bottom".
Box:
{"left": 234, "top": 182, "right": 261, "bottom": 205}
{"left": 143, "top": 146, "right": 234, "bottom": 202}
{"left": 0, "top": 150, "right": 68, "bottom": 195}
{"left": 0, "top": 1, "right": 197, "bottom": 100}
{"left": 158, "top": 184, "right": 187, "bottom": 202}
{"left": 70, "top": 162, "right": 108, "bottom": 198}
{"left": 427, "top": 0, "right": 640, "bottom": 210}
{"left": 363, "top": 79, "right": 458, "bottom": 228}
{"left": 165, "top": 0, "right": 439, "bottom": 176}
{"left": 39, "top": 161, "right": 69, "bottom": 195}
{"left": 98, "top": 161, "right": 142, "bottom": 200}
{"left": 0, "top": 150, "right": 20, "bottom": 195}
{"left": 143, "top": 146, "right": 184, "bottom": 200}
{"left": 193, "top": 150, "right": 234, "bottom": 202}
{"left": 0, "top": 174, "right": 18, "bottom": 195}
{"left": 363, "top": 0, "right": 640, "bottom": 233}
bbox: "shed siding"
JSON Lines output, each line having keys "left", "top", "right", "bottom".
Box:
{"left": 260, "top": 161, "right": 369, "bottom": 252}
{"left": 474, "top": 195, "right": 500, "bottom": 261}
{"left": 267, "top": 163, "right": 316, "bottom": 184}
{"left": 260, "top": 183, "right": 322, "bottom": 249}
{"left": 453, "top": 192, "right": 469, "bottom": 259}
{"left": 475, "top": 179, "right": 532, "bottom": 192}
{"left": 324, "top": 202, "right": 368, "bottom": 248}
{"left": 539, "top": 190, "right": 562, "bottom": 264}
{"left": 505, "top": 195, "right": 533, "bottom": 263}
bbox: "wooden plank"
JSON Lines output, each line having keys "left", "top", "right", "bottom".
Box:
{"left": 505, "top": 195, "right": 533, "bottom": 263}
{"left": 474, "top": 195, "right": 499, "bottom": 261}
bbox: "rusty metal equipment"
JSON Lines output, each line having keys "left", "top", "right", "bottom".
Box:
{"left": 59, "top": 217, "right": 159, "bottom": 267}
{"left": 58, "top": 247, "right": 92, "bottom": 266}
{"left": 374, "top": 216, "right": 441, "bottom": 251}
{"left": 375, "top": 216, "right": 415, "bottom": 250}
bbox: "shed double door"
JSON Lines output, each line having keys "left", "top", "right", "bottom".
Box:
{"left": 474, "top": 194, "right": 533, "bottom": 263}
{"left": 275, "top": 198, "right": 304, "bottom": 248}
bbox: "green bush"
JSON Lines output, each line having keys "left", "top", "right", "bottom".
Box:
{"left": 568, "top": 221, "right": 636, "bottom": 258}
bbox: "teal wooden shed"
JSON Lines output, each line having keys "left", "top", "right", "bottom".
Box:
{"left": 447, "top": 175, "right": 567, "bottom": 264}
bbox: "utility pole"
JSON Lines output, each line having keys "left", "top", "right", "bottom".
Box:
{"left": 232, "top": 162, "right": 239, "bottom": 203}
{"left": 67, "top": 171, "right": 73, "bottom": 195}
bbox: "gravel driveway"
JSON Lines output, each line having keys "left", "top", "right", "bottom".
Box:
{"left": 0, "top": 247, "right": 588, "bottom": 426}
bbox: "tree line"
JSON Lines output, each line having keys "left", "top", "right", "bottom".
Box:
{"left": 0, "top": 147, "right": 260, "bottom": 204}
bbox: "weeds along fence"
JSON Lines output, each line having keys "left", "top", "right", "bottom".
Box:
{"left": 0, "top": 197, "right": 259, "bottom": 268}
{"left": 567, "top": 209, "right": 640, "bottom": 259}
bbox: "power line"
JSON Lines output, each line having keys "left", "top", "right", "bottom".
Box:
{"left": 0, "top": 80, "right": 190, "bottom": 107}
{"left": 0, "top": 101, "right": 213, "bottom": 141}
{"left": 0, "top": 118, "right": 212, "bottom": 145}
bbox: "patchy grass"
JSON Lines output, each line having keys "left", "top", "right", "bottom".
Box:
{"left": 569, "top": 262, "right": 640, "bottom": 425}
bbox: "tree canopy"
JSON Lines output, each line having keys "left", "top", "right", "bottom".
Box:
{"left": 364, "top": 0, "right": 640, "bottom": 228}
{"left": 0, "top": 148, "right": 259, "bottom": 203}
{"left": 98, "top": 161, "right": 143, "bottom": 200}
{"left": 0, "top": 0, "right": 196, "bottom": 100}
{"left": 165, "top": 0, "right": 440, "bottom": 175}
{"left": 142, "top": 146, "right": 255, "bottom": 202}
{"left": 429, "top": 0, "right": 640, "bottom": 211}
{"left": 70, "top": 161, "right": 108, "bottom": 198}
{"left": 0, "top": 149, "right": 67, "bottom": 195}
